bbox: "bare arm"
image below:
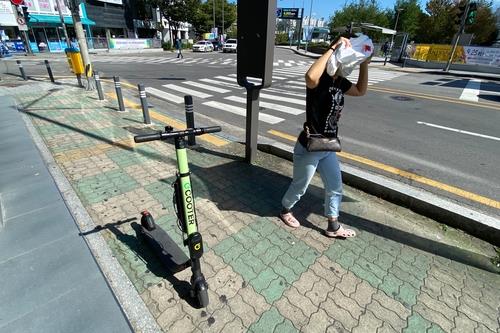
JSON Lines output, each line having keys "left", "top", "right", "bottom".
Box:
{"left": 305, "top": 37, "right": 351, "bottom": 89}
{"left": 345, "top": 56, "right": 371, "bottom": 96}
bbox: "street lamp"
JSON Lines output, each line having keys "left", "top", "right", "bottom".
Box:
{"left": 384, "top": 8, "right": 403, "bottom": 66}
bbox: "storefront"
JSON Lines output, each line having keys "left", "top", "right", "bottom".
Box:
{"left": 23, "top": 0, "right": 94, "bottom": 52}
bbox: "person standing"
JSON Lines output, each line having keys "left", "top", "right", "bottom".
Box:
{"left": 175, "top": 38, "right": 183, "bottom": 59}
{"left": 279, "top": 36, "right": 371, "bottom": 238}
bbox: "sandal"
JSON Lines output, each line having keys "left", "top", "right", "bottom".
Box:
{"left": 279, "top": 212, "right": 300, "bottom": 228}
{"left": 325, "top": 224, "right": 356, "bottom": 238}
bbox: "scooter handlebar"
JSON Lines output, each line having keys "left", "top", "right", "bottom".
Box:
{"left": 134, "top": 126, "right": 222, "bottom": 143}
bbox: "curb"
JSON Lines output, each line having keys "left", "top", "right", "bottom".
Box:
{"left": 258, "top": 142, "right": 500, "bottom": 249}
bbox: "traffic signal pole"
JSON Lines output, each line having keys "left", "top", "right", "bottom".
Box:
{"left": 444, "top": 1, "right": 469, "bottom": 72}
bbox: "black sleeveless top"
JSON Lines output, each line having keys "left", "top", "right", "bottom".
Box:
{"left": 298, "top": 71, "right": 352, "bottom": 147}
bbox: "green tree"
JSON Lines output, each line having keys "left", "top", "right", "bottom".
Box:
{"left": 389, "top": 0, "right": 424, "bottom": 39}
{"left": 192, "top": 0, "right": 237, "bottom": 36}
{"left": 417, "top": 0, "right": 457, "bottom": 43}
{"left": 151, "top": 0, "right": 202, "bottom": 39}
{"left": 328, "top": 0, "right": 391, "bottom": 41}
{"left": 464, "top": 1, "right": 498, "bottom": 45}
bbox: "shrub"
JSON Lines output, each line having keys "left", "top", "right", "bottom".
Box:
{"left": 162, "top": 41, "right": 172, "bottom": 50}
{"left": 275, "top": 33, "right": 289, "bottom": 45}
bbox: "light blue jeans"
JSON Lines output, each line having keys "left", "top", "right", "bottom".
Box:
{"left": 281, "top": 141, "right": 343, "bottom": 218}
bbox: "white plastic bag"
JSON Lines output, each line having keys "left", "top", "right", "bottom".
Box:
{"left": 326, "top": 33, "right": 374, "bottom": 77}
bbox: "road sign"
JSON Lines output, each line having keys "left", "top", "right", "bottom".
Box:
{"left": 10, "top": 0, "right": 24, "bottom": 5}
{"left": 17, "top": 17, "right": 25, "bottom": 25}
{"left": 277, "top": 7, "right": 300, "bottom": 19}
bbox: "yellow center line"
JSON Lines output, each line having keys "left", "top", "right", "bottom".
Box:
{"left": 370, "top": 86, "right": 500, "bottom": 110}
{"left": 105, "top": 92, "right": 228, "bottom": 147}
{"left": 268, "top": 129, "right": 500, "bottom": 209}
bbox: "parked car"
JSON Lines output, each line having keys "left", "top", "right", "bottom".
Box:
{"left": 192, "top": 41, "right": 214, "bottom": 52}
{"left": 222, "top": 39, "right": 237, "bottom": 53}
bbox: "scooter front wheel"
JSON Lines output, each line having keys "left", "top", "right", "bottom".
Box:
{"left": 195, "top": 281, "right": 209, "bottom": 308}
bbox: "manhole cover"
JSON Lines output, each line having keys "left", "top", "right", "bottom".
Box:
{"left": 390, "top": 95, "right": 414, "bottom": 101}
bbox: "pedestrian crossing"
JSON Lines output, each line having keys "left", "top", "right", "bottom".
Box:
{"left": 145, "top": 66, "right": 407, "bottom": 125}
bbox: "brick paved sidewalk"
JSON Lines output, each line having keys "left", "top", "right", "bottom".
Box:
{"left": 3, "top": 81, "right": 499, "bottom": 333}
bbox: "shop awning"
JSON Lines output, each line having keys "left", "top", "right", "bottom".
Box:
{"left": 28, "top": 14, "right": 95, "bottom": 26}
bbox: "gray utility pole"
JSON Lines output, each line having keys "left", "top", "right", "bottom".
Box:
{"left": 221, "top": 0, "right": 224, "bottom": 38}
{"left": 213, "top": 0, "right": 216, "bottom": 31}
{"left": 304, "top": 0, "right": 313, "bottom": 53}
{"left": 444, "top": 1, "right": 469, "bottom": 72}
{"left": 56, "top": 0, "right": 71, "bottom": 48}
{"left": 68, "top": 0, "right": 91, "bottom": 69}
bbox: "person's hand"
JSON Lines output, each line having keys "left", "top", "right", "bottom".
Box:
{"left": 361, "top": 54, "right": 373, "bottom": 65}
{"left": 329, "top": 37, "right": 351, "bottom": 52}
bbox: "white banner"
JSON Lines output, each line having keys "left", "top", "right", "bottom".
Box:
{"left": 109, "top": 38, "right": 151, "bottom": 49}
{"left": 0, "top": 1, "right": 17, "bottom": 26}
{"left": 463, "top": 46, "right": 500, "bottom": 67}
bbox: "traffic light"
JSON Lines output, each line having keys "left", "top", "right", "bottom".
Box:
{"left": 21, "top": 6, "right": 30, "bottom": 23}
{"left": 455, "top": 2, "right": 466, "bottom": 25}
{"left": 466, "top": 2, "right": 477, "bottom": 25}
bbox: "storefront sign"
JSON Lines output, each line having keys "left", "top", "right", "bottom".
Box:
{"left": 4, "top": 40, "right": 25, "bottom": 51}
{"left": 277, "top": 8, "right": 300, "bottom": 19}
{"left": 0, "top": 0, "right": 17, "bottom": 26}
{"left": 109, "top": 38, "right": 152, "bottom": 49}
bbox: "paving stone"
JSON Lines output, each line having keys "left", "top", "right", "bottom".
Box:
{"left": 274, "top": 318, "right": 299, "bottom": 333}
{"left": 306, "top": 279, "right": 331, "bottom": 306}
{"left": 197, "top": 304, "right": 236, "bottom": 333}
{"left": 396, "top": 282, "right": 419, "bottom": 308}
{"left": 167, "top": 315, "right": 200, "bottom": 333}
{"left": 301, "top": 308, "right": 335, "bottom": 333}
{"left": 351, "top": 280, "right": 376, "bottom": 308}
{"left": 336, "top": 272, "right": 362, "bottom": 297}
{"left": 451, "top": 314, "right": 477, "bottom": 333}
{"left": 403, "top": 313, "right": 432, "bottom": 333}
{"left": 438, "top": 284, "right": 461, "bottom": 309}
{"left": 220, "top": 318, "right": 246, "bottom": 333}
{"left": 157, "top": 302, "right": 184, "bottom": 330}
{"left": 237, "top": 283, "right": 271, "bottom": 317}
{"left": 458, "top": 294, "right": 498, "bottom": 331}
{"left": 418, "top": 291, "right": 458, "bottom": 321}
{"left": 414, "top": 302, "right": 454, "bottom": 332}
{"left": 377, "top": 322, "right": 399, "bottom": 333}
{"left": 353, "top": 310, "right": 383, "bottom": 333}
{"left": 331, "top": 287, "right": 364, "bottom": 320}
{"left": 322, "top": 294, "right": 359, "bottom": 331}
{"left": 368, "top": 299, "right": 408, "bottom": 332}
{"left": 248, "top": 307, "right": 284, "bottom": 333}
{"left": 475, "top": 323, "right": 496, "bottom": 333}
{"left": 294, "top": 270, "right": 321, "bottom": 294}
{"left": 227, "top": 294, "right": 260, "bottom": 328}
{"left": 284, "top": 286, "right": 318, "bottom": 318}
{"left": 275, "top": 294, "right": 309, "bottom": 328}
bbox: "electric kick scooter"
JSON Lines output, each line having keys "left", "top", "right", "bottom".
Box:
{"left": 134, "top": 125, "right": 221, "bottom": 308}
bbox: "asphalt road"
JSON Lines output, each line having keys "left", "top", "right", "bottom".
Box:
{"left": 2, "top": 48, "right": 499, "bottom": 217}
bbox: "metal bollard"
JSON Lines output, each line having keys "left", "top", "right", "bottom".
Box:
{"left": 184, "top": 95, "right": 196, "bottom": 146}
{"left": 16, "top": 60, "right": 27, "bottom": 80}
{"left": 113, "top": 76, "right": 125, "bottom": 112}
{"left": 44, "top": 60, "right": 55, "bottom": 83}
{"left": 94, "top": 71, "right": 104, "bottom": 100}
{"left": 137, "top": 84, "right": 151, "bottom": 125}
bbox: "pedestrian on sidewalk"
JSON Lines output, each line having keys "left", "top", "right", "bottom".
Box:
{"left": 175, "top": 38, "right": 183, "bottom": 59}
{"left": 280, "top": 36, "right": 371, "bottom": 238}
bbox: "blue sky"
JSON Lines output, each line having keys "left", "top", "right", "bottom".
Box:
{"left": 275, "top": 0, "right": 500, "bottom": 20}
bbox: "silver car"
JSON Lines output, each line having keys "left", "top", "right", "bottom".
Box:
{"left": 192, "top": 41, "right": 214, "bottom": 52}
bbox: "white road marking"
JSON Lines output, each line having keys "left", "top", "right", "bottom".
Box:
{"left": 203, "top": 101, "right": 284, "bottom": 124}
{"left": 182, "top": 81, "right": 231, "bottom": 93}
{"left": 260, "top": 93, "right": 306, "bottom": 106}
{"left": 199, "top": 78, "right": 242, "bottom": 90}
{"left": 145, "top": 87, "right": 184, "bottom": 104}
{"left": 417, "top": 121, "right": 500, "bottom": 141}
{"left": 162, "top": 84, "right": 212, "bottom": 98}
{"left": 224, "top": 96, "right": 304, "bottom": 115}
{"left": 459, "top": 79, "right": 481, "bottom": 102}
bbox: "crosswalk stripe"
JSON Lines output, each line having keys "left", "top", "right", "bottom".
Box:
{"left": 162, "top": 84, "right": 212, "bottom": 98}
{"left": 203, "top": 101, "right": 284, "bottom": 124}
{"left": 225, "top": 96, "right": 304, "bottom": 115}
{"left": 199, "top": 78, "right": 242, "bottom": 90}
{"left": 285, "top": 63, "right": 292, "bottom": 67}
{"left": 260, "top": 93, "right": 306, "bottom": 106}
{"left": 215, "top": 75, "right": 237, "bottom": 83}
{"left": 286, "top": 80, "right": 305, "bottom": 86}
{"left": 266, "top": 88, "right": 306, "bottom": 98}
{"left": 182, "top": 81, "right": 231, "bottom": 93}
{"left": 145, "top": 87, "right": 184, "bottom": 104}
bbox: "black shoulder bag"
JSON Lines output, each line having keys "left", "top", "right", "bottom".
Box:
{"left": 304, "top": 123, "right": 341, "bottom": 152}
